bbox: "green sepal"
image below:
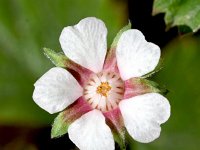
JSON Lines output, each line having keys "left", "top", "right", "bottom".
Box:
{"left": 113, "top": 131, "right": 126, "bottom": 150}
{"left": 43, "top": 48, "right": 69, "bottom": 67}
{"left": 111, "top": 21, "right": 131, "bottom": 49}
{"left": 142, "top": 58, "right": 164, "bottom": 78}
{"left": 135, "top": 78, "right": 169, "bottom": 95}
{"left": 51, "top": 112, "right": 69, "bottom": 138}
{"left": 124, "top": 131, "right": 136, "bottom": 150}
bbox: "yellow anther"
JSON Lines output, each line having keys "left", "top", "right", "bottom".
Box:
{"left": 96, "top": 82, "right": 111, "bottom": 97}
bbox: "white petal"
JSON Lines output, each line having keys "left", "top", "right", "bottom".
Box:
{"left": 119, "top": 93, "right": 170, "bottom": 143}
{"left": 60, "top": 17, "right": 107, "bottom": 73}
{"left": 33, "top": 67, "right": 83, "bottom": 114}
{"left": 68, "top": 110, "right": 114, "bottom": 150}
{"left": 116, "top": 29, "right": 160, "bottom": 80}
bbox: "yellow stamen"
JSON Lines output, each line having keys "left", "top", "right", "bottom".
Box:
{"left": 96, "top": 82, "right": 111, "bottom": 97}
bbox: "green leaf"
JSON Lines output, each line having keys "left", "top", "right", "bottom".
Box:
{"left": 153, "top": 0, "right": 200, "bottom": 32}
{"left": 111, "top": 21, "right": 131, "bottom": 48}
{"left": 43, "top": 48, "right": 68, "bottom": 67}
{"left": 51, "top": 112, "right": 69, "bottom": 138}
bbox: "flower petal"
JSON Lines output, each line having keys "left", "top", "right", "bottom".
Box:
{"left": 59, "top": 17, "right": 107, "bottom": 73}
{"left": 116, "top": 29, "right": 160, "bottom": 80}
{"left": 33, "top": 67, "right": 83, "bottom": 114}
{"left": 119, "top": 93, "right": 170, "bottom": 143}
{"left": 68, "top": 110, "right": 115, "bottom": 150}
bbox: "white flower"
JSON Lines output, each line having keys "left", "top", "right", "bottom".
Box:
{"left": 33, "top": 17, "right": 170, "bottom": 150}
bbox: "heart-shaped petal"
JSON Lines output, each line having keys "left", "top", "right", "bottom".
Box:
{"left": 116, "top": 29, "right": 160, "bottom": 80}
{"left": 119, "top": 93, "right": 170, "bottom": 143}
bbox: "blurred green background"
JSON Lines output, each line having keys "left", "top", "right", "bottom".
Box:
{"left": 0, "top": 0, "right": 200, "bottom": 150}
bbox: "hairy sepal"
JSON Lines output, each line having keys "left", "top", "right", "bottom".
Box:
{"left": 51, "top": 111, "right": 68, "bottom": 138}
{"left": 111, "top": 21, "right": 132, "bottom": 49}
{"left": 124, "top": 78, "right": 168, "bottom": 99}
{"left": 104, "top": 22, "right": 131, "bottom": 73}
{"left": 44, "top": 48, "right": 93, "bottom": 86}
{"left": 104, "top": 108, "right": 126, "bottom": 150}
{"left": 44, "top": 48, "right": 69, "bottom": 67}
{"left": 51, "top": 97, "right": 92, "bottom": 138}
{"left": 142, "top": 58, "right": 163, "bottom": 78}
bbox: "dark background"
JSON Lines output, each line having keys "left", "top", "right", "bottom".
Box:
{"left": 128, "top": 0, "right": 178, "bottom": 47}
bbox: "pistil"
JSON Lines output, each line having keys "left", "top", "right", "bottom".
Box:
{"left": 96, "top": 82, "right": 111, "bottom": 97}
{"left": 84, "top": 72, "right": 124, "bottom": 112}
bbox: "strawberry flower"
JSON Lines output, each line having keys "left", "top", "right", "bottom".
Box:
{"left": 33, "top": 17, "right": 170, "bottom": 150}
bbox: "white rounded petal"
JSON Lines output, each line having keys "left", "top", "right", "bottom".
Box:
{"left": 60, "top": 17, "right": 107, "bottom": 73}
{"left": 119, "top": 93, "right": 170, "bottom": 143}
{"left": 33, "top": 67, "right": 83, "bottom": 114}
{"left": 116, "top": 29, "right": 160, "bottom": 80}
{"left": 68, "top": 110, "right": 114, "bottom": 150}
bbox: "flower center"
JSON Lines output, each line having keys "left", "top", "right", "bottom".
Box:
{"left": 96, "top": 82, "right": 111, "bottom": 97}
{"left": 84, "top": 71, "right": 124, "bottom": 112}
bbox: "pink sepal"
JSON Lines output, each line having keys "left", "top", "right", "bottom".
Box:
{"left": 103, "top": 48, "right": 119, "bottom": 73}
{"left": 103, "top": 108, "right": 126, "bottom": 149}
{"left": 66, "top": 60, "right": 94, "bottom": 86}
{"left": 124, "top": 78, "right": 155, "bottom": 99}
{"left": 62, "top": 97, "right": 93, "bottom": 124}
